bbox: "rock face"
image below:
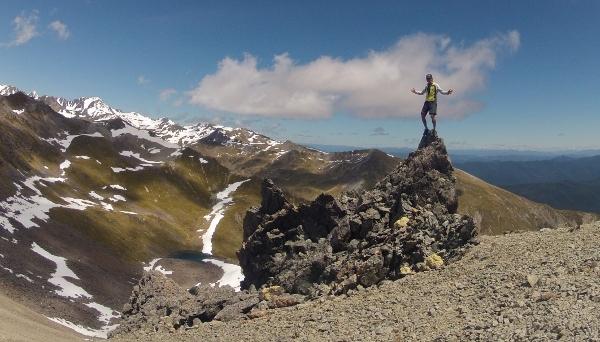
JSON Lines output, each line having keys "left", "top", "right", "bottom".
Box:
{"left": 238, "top": 131, "right": 477, "bottom": 296}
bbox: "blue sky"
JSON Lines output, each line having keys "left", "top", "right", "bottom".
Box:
{"left": 1, "top": 0, "right": 598, "bottom": 150}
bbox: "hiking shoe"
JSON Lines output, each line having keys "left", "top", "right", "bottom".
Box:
{"left": 423, "top": 128, "right": 430, "bottom": 135}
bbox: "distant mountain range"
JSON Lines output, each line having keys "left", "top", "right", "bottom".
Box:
{"left": 311, "top": 143, "right": 600, "bottom": 214}
{"left": 0, "top": 84, "right": 596, "bottom": 337}
{"left": 309, "top": 144, "right": 600, "bottom": 163}
{"left": 456, "top": 156, "right": 600, "bottom": 213}
{"left": 456, "top": 155, "right": 600, "bottom": 185}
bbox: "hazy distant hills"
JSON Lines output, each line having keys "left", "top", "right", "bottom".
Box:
{"left": 456, "top": 156, "right": 600, "bottom": 213}
{"left": 504, "top": 179, "right": 600, "bottom": 214}
{"left": 456, "top": 155, "right": 600, "bottom": 185}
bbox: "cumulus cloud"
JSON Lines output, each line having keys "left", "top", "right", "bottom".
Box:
{"left": 188, "top": 31, "right": 520, "bottom": 119}
{"left": 159, "top": 88, "right": 177, "bottom": 101}
{"left": 3, "top": 11, "right": 39, "bottom": 47}
{"left": 49, "top": 20, "right": 70, "bottom": 40}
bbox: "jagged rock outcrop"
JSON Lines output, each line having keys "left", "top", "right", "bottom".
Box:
{"left": 238, "top": 131, "right": 478, "bottom": 296}
{"left": 111, "top": 271, "right": 305, "bottom": 336}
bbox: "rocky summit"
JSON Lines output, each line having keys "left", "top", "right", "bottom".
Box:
{"left": 238, "top": 131, "right": 477, "bottom": 296}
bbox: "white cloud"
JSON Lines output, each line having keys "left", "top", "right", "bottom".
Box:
{"left": 3, "top": 11, "right": 39, "bottom": 47}
{"left": 137, "top": 75, "right": 150, "bottom": 85}
{"left": 49, "top": 20, "right": 70, "bottom": 40}
{"left": 188, "top": 31, "right": 520, "bottom": 119}
{"left": 159, "top": 88, "right": 177, "bottom": 101}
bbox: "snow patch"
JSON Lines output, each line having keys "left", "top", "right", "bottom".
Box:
{"left": 0, "top": 173, "right": 124, "bottom": 233}
{"left": 170, "top": 150, "right": 183, "bottom": 157}
{"left": 109, "top": 195, "right": 126, "bottom": 202}
{"left": 61, "top": 197, "right": 96, "bottom": 210}
{"left": 154, "top": 265, "right": 173, "bottom": 275}
{"left": 203, "top": 258, "right": 244, "bottom": 291}
{"left": 59, "top": 160, "right": 71, "bottom": 176}
{"left": 143, "top": 258, "right": 161, "bottom": 272}
{"left": 31, "top": 242, "right": 92, "bottom": 299}
{"left": 0, "top": 176, "right": 65, "bottom": 233}
{"left": 111, "top": 124, "right": 178, "bottom": 149}
{"left": 143, "top": 258, "right": 172, "bottom": 275}
{"left": 89, "top": 191, "right": 104, "bottom": 201}
{"left": 100, "top": 202, "right": 114, "bottom": 211}
{"left": 107, "top": 184, "right": 127, "bottom": 190}
{"left": 84, "top": 302, "right": 120, "bottom": 326}
{"left": 119, "top": 151, "right": 163, "bottom": 164}
{"left": 16, "top": 273, "right": 34, "bottom": 283}
{"left": 111, "top": 166, "right": 144, "bottom": 173}
{"left": 43, "top": 132, "right": 104, "bottom": 152}
{"left": 197, "top": 179, "right": 249, "bottom": 291}
{"left": 201, "top": 180, "right": 249, "bottom": 255}
{"left": 46, "top": 317, "right": 117, "bottom": 339}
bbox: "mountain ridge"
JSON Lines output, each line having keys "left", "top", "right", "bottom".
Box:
{"left": 0, "top": 84, "right": 289, "bottom": 155}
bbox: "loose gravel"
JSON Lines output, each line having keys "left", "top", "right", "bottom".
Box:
{"left": 113, "top": 222, "right": 600, "bottom": 341}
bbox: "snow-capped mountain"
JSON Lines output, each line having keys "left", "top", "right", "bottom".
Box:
{"left": 0, "top": 84, "right": 284, "bottom": 151}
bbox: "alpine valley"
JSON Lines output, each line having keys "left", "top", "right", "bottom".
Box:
{"left": 0, "top": 84, "right": 597, "bottom": 339}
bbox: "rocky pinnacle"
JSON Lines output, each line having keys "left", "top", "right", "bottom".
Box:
{"left": 238, "top": 131, "right": 478, "bottom": 296}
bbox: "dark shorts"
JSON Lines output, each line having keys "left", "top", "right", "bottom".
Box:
{"left": 421, "top": 101, "right": 437, "bottom": 115}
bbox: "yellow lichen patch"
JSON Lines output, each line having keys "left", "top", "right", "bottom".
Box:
{"left": 394, "top": 216, "right": 410, "bottom": 229}
{"left": 259, "top": 286, "right": 284, "bottom": 301}
{"left": 425, "top": 253, "right": 444, "bottom": 269}
{"left": 399, "top": 264, "right": 413, "bottom": 275}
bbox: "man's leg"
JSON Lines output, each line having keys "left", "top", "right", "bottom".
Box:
{"left": 420, "top": 102, "right": 429, "bottom": 130}
{"left": 431, "top": 113, "right": 437, "bottom": 130}
{"left": 421, "top": 111, "right": 428, "bottom": 129}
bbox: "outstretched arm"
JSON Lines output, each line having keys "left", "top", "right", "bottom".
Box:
{"left": 437, "top": 84, "right": 454, "bottom": 95}
{"left": 411, "top": 87, "right": 426, "bottom": 95}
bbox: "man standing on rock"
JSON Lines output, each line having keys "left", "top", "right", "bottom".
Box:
{"left": 411, "top": 74, "right": 454, "bottom": 134}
